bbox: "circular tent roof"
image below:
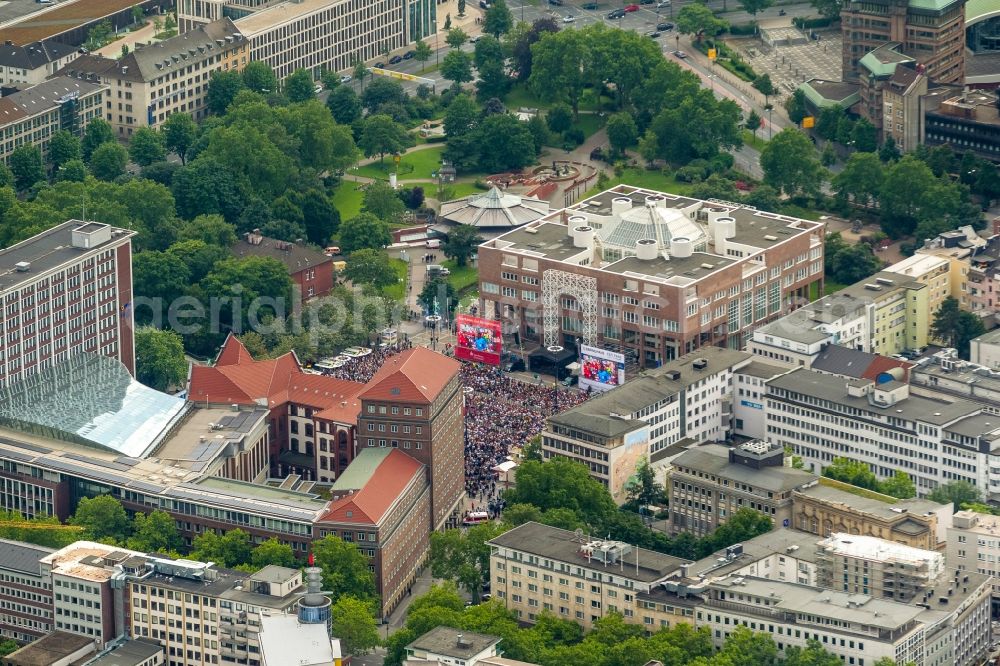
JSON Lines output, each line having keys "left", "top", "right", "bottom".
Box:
{"left": 438, "top": 186, "right": 550, "bottom": 230}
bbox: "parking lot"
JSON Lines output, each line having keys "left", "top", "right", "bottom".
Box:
{"left": 727, "top": 28, "right": 844, "bottom": 96}
{"left": 506, "top": 0, "right": 681, "bottom": 41}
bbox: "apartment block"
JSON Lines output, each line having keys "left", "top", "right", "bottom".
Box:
{"left": 815, "top": 533, "right": 944, "bottom": 602}
{"left": 749, "top": 271, "right": 929, "bottom": 367}
{"left": 841, "top": 0, "right": 965, "bottom": 84}
{"left": 0, "top": 539, "right": 54, "bottom": 643}
{"left": 540, "top": 348, "right": 756, "bottom": 501}
{"left": 766, "top": 367, "right": 1000, "bottom": 498}
{"left": 792, "top": 480, "right": 952, "bottom": 550}
{"left": 357, "top": 348, "right": 464, "bottom": 530}
{"left": 947, "top": 510, "right": 1000, "bottom": 615}
{"left": 0, "top": 77, "right": 106, "bottom": 166}
{"left": 315, "top": 448, "right": 431, "bottom": 618}
{"left": 0, "top": 220, "right": 135, "bottom": 388}
{"left": 487, "top": 522, "right": 689, "bottom": 630}
{"left": 667, "top": 441, "right": 817, "bottom": 537}
{"left": 477, "top": 186, "right": 825, "bottom": 369}
{"left": 883, "top": 253, "right": 951, "bottom": 317}
{"left": 59, "top": 19, "right": 248, "bottom": 137}
{"left": 180, "top": 0, "right": 436, "bottom": 79}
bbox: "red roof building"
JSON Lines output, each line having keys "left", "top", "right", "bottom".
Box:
{"left": 189, "top": 335, "right": 366, "bottom": 482}
{"left": 357, "top": 348, "right": 465, "bottom": 530}
{"left": 316, "top": 448, "right": 430, "bottom": 616}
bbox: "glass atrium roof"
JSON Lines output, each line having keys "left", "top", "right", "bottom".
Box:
{"left": 0, "top": 353, "right": 186, "bottom": 458}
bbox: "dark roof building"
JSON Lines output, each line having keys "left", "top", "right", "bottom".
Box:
{"left": 232, "top": 231, "right": 334, "bottom": 301}
{"left": 0, "top": 41, "right": 79, "bottom": 87}
{"left": 0, "top": 630, "right": 95, "bottom": 666}
{"left": 435, "top": 187, "right": 550, "bottom": 240}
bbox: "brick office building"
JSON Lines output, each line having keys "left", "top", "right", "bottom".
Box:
{"left": 0, "top": 220, "right": 135, "bottom": 388}
{"left": 316, "top": 448, "right": 431, "bottom": 617}
{"left": 477, "top": 186, "right": 825, "bottom": 369}
{"left": 357, "top": 348, "right": 464, "bottom": 530}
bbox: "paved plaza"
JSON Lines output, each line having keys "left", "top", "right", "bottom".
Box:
{"left": 728, "top": 29, "right": 844, "bottom": 99}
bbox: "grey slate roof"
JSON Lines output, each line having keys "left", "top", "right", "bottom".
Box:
{"left": 672, "top": 444, "right": 818, "bottom": 492}
{"left": 406, "top": 627, "right": 501, "bottom": 660}
{"left": 0, "top": 41, "right": 76, "bottom": 70}
{"left": 810, "top": 345, "right": 880, "bottom": 378}
{"left": 0, "top": 538, "right": 54, "bottom": 575}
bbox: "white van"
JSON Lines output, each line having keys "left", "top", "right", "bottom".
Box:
{"left": 426, "top": 239, "right": 441, "bottom": 249}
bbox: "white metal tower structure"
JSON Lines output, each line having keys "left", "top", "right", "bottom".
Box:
{"left": 541, "top": 269, "right": 598, "bottom": 347}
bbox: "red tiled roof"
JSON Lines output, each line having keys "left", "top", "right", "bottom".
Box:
{"left": 863, "top": 357, "right": 913, "bottom": 383}
{"left": 318, "top": 449, "right": 424, "bottom": 525}
{"left": 188, "top": 338, "right": 365, "bottom": 422}
{"left": 215, "top": 333, "right": 254, "bottom": 366}
{"left": 359, "top": 347, "right": 460, "bottom": 403}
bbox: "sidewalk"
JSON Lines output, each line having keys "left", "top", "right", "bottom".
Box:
{"left": 95, "top": 20, "right": 160, "bottom": 58}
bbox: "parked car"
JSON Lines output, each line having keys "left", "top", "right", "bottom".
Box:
{"left": 607, "top": 8, "right": 625, "bottom": 18}
{"left": 657, "top": 21, "right": 674, "bottom": 30}
{"left": 672, "top": 50, "right": 687, "bottom": 58}
{"left": 339, "top": 74, "right": 352, "bottom": 83}
{"left": 373, "top": 62, "right": 385, "bottom": 69}
{"left": 624, "top": 4, "right": 640, "bottom": 11}
{"left": 389, "top": 55, "right": 403, "bottom": 64}
{"left": 469, "top": 34, "right": 482, "bottom": 43}
{"left": 563, "top": 13, "right": 576, "bottom": 21}
{"left": 640, "top": 0, "right": 655, "bottom": 5}
{"left": 403, "top": 50, "right": 416, "bottom": 59}
{"left": 646, "top": 30, "right": 661, "bottom": 37}
{"left": 656, "top": 0, "right": 671, "bottom": 6}
{"left": 582, "top": 1, "right": 599, "bottom": 7}
{"left": 549, "top": 0, "right": 564, "bottom": 5}
{"left": 313, "top": 84, "right": 323, "bottom": 94}
{"left": 479, "top": 0, "right": 491, "bottom": 7}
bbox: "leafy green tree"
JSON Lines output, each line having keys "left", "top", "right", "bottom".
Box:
{"left": 82, "top": 118, "right": 116, "bottom": 160}
{"left": 507, "top": 458, "right": 618, "bottom": 525}
{"left": 414, "top": 39, "right": 433, "bottom": 66}
{"left": 430, "top": 522, "right": 509, "bottom": 601}
{"left": 530, "top": 29, "right": 589, "bottom": 118}
{"left": 129, "top": 127, "right": 166, "bottom": 166}
{"left": 361, "top": 78, "right": 407, "bottom": 113}
{"left": 823, "top": 457, "right": 880, "bottom": 491}
{"left": 824, "top": 234, "right": 881, "bottom": 284}
{"left": 745, "top": 109, "right": 762, "bottom": 136}
{"left": 166, "top": 240, "right": 228, "bottom": 283}
{"left": 474, "top": 114, "right": 536, "bottom": 172}
{"left": 0, "top": 639, "right": 18, "bottom": 658}
{"left": 344, "top": 248, "right": 396, "bottom": 289}
{"left": 331, "top": 596, "right": 381, "bottom": 655}
{"left": 358, "top": 114, "right": 410, "bottom": 163}
{"left": 10, "top": 145, "right": 45, "bottom": 190}
{"left": 752, "top": 73, "right": 776, "bottom": 103}
{"left": 784, "top": 89, "right": 808, "bottom": 125}
{"left": 178, "top": 213, "right": 238, "bottom": 247}
{"left": 286, "top": 99, "right": 359, "bottom": 172}
{"left": 251, "top": 538, "right": 298, "bottom": 569}
{"left": 931, "top": 296, "right": 986, "bottom": 358}
{"left": 760, "top": 128, "right": 825, "bottom": 197}
{"left": 339, "top": 212, "right": 392, "bottom": 253}
{"left": 242, "top": 61, "right": 278, "bottom": 93}
{"left": 171, "top": 158, "right": 248, "bottom": 223}
{"left": 443, "top": 224, "right": 481, "bottom": 267}
{"left": 207, "top": 69, "right": 246, "bottom": 114}
{"left": 815, "top": 105, "right": 844, "bottom": 141}
{"left": 446, "top": 28, "right": 468, "bottom": 49}
{"left": 928, "top": 480, "right": 981, "bottom": 510}
{"left": 624, "top": 456, "right": 665, "bottom": 510}
{"left": 311, "top": 534, "right": 378, "bottom": 604}
{"left": 285, "top": 68, "right": 316, "bottom": 102}
{"left": 418, "top": 278, "right": 456, "bottom": 316}
{"left": 192, "top": 529, "right": 254, "bottom": 567}
{"left": 352, "top": 60, "right": 369, "bottom": 92}
{"left": 676, "top": 4, "right": 728, "bottom": 42}
{"left": 546, "top": 103, "right": 573, "bottom": 135}
{"left": 57, "top": 159, "right": 88, "bottom": 183}
{"left": 327, "top": 85, "right": 362, "bottom": 125}
{"left": 441, "top": 49, "right": 474, "bottom": 87}
{"left": 879, "top": 155, "right": 948, "bottom": 238}
{"left": 444, "top": 94, "right": 479, "bottom": 138}
{"left": 699, "top": 507, "right": 772, "bottom": 557}
{"left": 880, "top": 471, "right": 917, "bottom": 499}
{"left": 810, "top": 0, "right": 842, "bottom": 19}
{"left": 484, "top": 0, "right": 513, "bottom": 37}
{"left": 198, "top": 256, "right": 293, "bottom": 334}
{"left": 135, "top": 327, "right": 187, "bottom": 391}
{"left": 832, "top": 151, "right": 883, "bottom": 208}
{"left": 851, "top": 117, "right": 878, "bottom": 152}
{"left": 715, "top": 626, "right": 778, "bottom": 666}
{"left": 642, "top": 88, "right": 743, "bottom": 164}
{"left": 128, "top": 510, "right": 183, "bottom": 553}
{"left": 509, "top": 17, "right": 559, "bottom": 82}
{"left": 70, "top": 496, "right": 130, "bottom": 543}
{"left": 606, "top": 112, "right": 638, "bottom": 156}
{"left": 89, "top": 142, "right": 128, "bottom": 181}
{"left": 47, "top": 129, "right": 81, "bottom": 169}
{"left": 162, "top": 113, "right": 197, "bottom": 164}
{"left": 362, "top": 180, "right": 406, "bottom": 224}
{"left": 879, "top": 135, "right": 901, "bottom": 163}
{"left": 785, "top": 639, "right": 845, "bottom": 666}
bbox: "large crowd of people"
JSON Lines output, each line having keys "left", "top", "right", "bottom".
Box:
{"left": 319, "top": 342, "right": 591, "bottom": 519}
{"left": 461, "top": 364, "right": 589, "bottom": 514}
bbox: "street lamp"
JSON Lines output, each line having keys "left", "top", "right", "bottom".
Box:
{"left": 426, "top": 315, "right": 442, "bottom": 350}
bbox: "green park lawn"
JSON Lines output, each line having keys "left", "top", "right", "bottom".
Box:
{"left": 331, "top": 181, "right": 365, "bottom": 219}
{"left": 504, "top": 83, "right": 604, "bottom": 113}
{"left": 383, "top": 258, "right": 408, "bottom": 300}
{"left": 406, "top": 180, "right": 486, "bottom": 200}
{"left": 742, "top": 129, "right": 767, "bottom": 152}
{"left": 354, "top": 145, "right": 445, "bottom": 181}
{"left": 441, "top": 260, "right": 478, "bottom": 294}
